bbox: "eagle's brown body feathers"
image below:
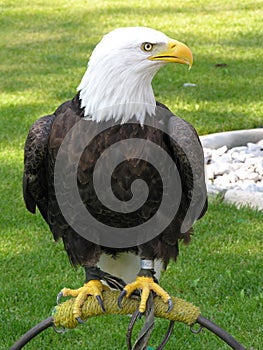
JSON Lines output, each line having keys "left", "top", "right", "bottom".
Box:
{"left": 23, "top": 94, "right": 207, "bottom": 270}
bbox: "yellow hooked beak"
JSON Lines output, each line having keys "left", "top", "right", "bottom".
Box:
{"left": 149, "top": 39, "right": 193, "bottom": 68}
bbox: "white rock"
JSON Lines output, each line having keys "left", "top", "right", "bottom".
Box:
{"left": 254, "top": 181, "right": 263, "bottom": 192}
{"left": 204, "top": 138, "right": 263, "bottom": 195}
{"left": 239, "top": 181, "right": 258, "bottom": 192}
{"left": 213, "top": 161, "right": 230, "bottom": 176}
{"left": 213, "top": 174, "right": 233, "bottom": 188}
{"left": 203, "top": 148, "right": 212, "bottom": 157}
{"left": 228, "top": 173, "right": 238, "bottom": 183}
{"left": 230, "top": 150, "right": 244, "bottom": 162}
{"left": 229, "top": 163, "right": 243, "bottom": 171}
{"left": 246, "top": 172, "right": 261, "bottom": 181}
{"left": 254, "top": 149, "right": 263, "bottom": 157}
{"left": 203, "top": 148, "right": 212, "bottom": 163}
{"left": 235, "top": 167, "right": 254, "bottom": 180}
{"left": 207, "top": 184, "right": 220, "bottom": 194}
{"left": 214, "top": 145, "right": 228, "bottom": 156}
{"left": 229, "top": 146, "right": 247, "bottom": 153}
{"left": 247, "top": 142, "right": 262, "bottom": 152}
{"left": 220, "top": 153, "right": 232, "bottom": 163}
{"left": 245, "top": 152, "right": 257, "bottom": 159}
{"left": 254, "top": 160, "right": 263, "bottom": 175}
{"left": 234, "top": 153, "right": 247, "bottom": 162}
{"left": 245, "top": 157, "right": 258, "bottom": 165}
{"left": 206, "top": 166, "right": 215, "bottom": 180}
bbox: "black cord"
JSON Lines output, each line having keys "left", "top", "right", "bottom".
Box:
{"left": 9, "top": 316, "right": 54, "bottom": 350}
{"left": 197, "top": 315, "right": 247, "bottom": 350}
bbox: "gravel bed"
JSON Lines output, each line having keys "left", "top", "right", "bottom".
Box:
{"left": 204, "top": 140, "right": 263, "bottom": 194}
{"left": 200, "top": 132, "right": 263, "bottom": 211}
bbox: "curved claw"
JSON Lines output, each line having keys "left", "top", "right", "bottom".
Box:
{"left": 118, "top": 290, "right": 127, "bottom": 309}
{"left": 76, "top": 316, "right": 86, "bottom": 324}
{"left": 56, "top": 291, "right": 63, "bottom": 305}
{"left": 96, "top": 295, "right": 106, "bottom": 312}
{"left": 167, "top": 298, "right": 173, "bottom": 313}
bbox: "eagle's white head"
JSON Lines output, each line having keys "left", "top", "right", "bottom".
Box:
{"left": 78, "top": 27, "right": 193, "bottom": 125}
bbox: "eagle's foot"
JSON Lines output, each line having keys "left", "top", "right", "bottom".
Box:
{"left": 57, "top": 280, "right": 110, "bottom": 322}
{"left": 118, "top": 276, "right": 172, "bottom": 314}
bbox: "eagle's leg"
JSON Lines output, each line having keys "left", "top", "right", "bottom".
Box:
{"left": 118, "top": 259, "right": 172, "bottom": 315}
{"left": 57, "top": 266, "right": 110, "bottom": 323}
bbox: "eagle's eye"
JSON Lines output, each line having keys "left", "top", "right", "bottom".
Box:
{"left": 141, "top": 42, "right": 154, "bottom": 52}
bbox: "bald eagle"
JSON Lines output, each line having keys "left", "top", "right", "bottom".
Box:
{"left": 23, "top": 27, "right": 207, "bottom": 321}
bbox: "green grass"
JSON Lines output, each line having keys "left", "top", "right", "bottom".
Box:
{"left": 1, "top": 0, "right": 262, "bottom": 349}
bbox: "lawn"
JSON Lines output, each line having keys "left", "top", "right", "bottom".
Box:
{"left": 1, "top": 0, "right": 262, "bottom": 349}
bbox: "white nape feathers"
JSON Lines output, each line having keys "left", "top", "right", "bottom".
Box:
{"left": 78, "top": 27, "right": 169, "bottom": 125}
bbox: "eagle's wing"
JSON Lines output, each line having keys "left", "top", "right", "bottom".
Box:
{"left": 167, "top": 113, "right": 208, "bottom": 229}
{"left": 23, "top": 114, "right": 55, "bottom": 222}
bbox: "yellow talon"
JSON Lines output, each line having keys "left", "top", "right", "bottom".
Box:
{"left": 59, "top": 280, "right": 110, "bottom": 320}
{"left": 122, "top": 276, "right": 171, "bottom": 314}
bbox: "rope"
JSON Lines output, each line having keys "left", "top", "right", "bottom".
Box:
{"left": 9, "top": 292, "right": 247, "bottom": 350}
{"left": 53, "top": 290, "right": 200, "bottom": 329}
